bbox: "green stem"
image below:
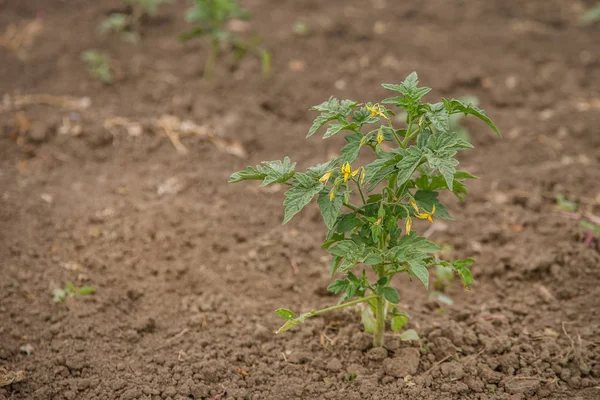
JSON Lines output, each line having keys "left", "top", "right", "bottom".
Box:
{"left": 352, "top": 177, "right": 367, "bottom": 204}
{"left": 373, "top": 294, "right": 386, "bottom": 347}
{"left": 204, "top": 38, "right": 219, "bottom": 80}
{"left": 311, "top": 295, "right": 378, "bottom": 317}
{"left": 343, "top": 202, "right": 364, "bottom": 214}
{"left": 373, "top": 250, "right": 387, "bottom": 347}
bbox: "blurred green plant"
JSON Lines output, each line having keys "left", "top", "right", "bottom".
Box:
{"left": 100, "top": 0, "right": 172, "bottom": 42}
{"left": 180, "top": 0, "right": 270, "bottom": 80}
{"left": 581, "top": 2, "right": 600, "bottom": 25}
{"left": 53, "top": 282, "right": 97, "bottom": 303}
{"left": 555, "top": 194, "right": 578, "bottom": 212}
{"left": 292, "top": 19, "right": 309, "bottom": 36}
{"left": 81, "top": 50, "right": 114, "bottom": 84}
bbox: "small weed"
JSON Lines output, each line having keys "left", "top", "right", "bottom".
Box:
{"left": 555, "top": 194, "right": 578, "bottom": 212}
{"left": 53, "top": 282, "right": 97, "bottom": 303}
{"left": 100, "top": 0, "right": 172, "bottom": 42}
{"left": 81, "top": 50, "right": 114, "bottom": 84}
{"left": 180, "top": 0, "right": 270, "bottom": 79}
{"left": 581, "top": 2, "right": 600, "bottom": 25}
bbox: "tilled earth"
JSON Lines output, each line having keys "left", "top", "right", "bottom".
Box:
{"left": 1, "top": 0, "right": 600, "bottom": 399}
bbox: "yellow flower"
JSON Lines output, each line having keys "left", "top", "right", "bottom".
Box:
{"left": 405, "top": 217, "right": 412, "bottom": 234}
{"left": 410, "top": 200, "right": 436, "bottom": 224}
{"left": 410, "top": 200, "right": 420, "bottom": 213}
{"left": 376, "top": 130, "right": 384, "bottom": 144}
{"left": 319, "top": 171, "right": 333, "bottom": 183}
{"left": 366, "top": 103, "right": 388, "bottom": 119}
{"left": 341, "top": 162, "right": 359, "bottom": 182}
{"left": 329, "top": 189, "right": 336, "bottom": 201}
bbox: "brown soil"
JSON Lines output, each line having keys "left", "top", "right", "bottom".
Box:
{"left": 2, "top": 0, "right": 600, "bottom": 399}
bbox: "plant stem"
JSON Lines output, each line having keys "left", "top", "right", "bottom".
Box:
{"left": 204, "top": 38, "right": 219, "bottom": 80}
{"left": 373, "top": 294, "right": 386, "bottom": 347}
{"left": 343, "top": 202, "right": 364, "bottom": 214}
{"left": 400, "top": 118, "right": 416, "bottom": 148}
{"left": 352, "top": 177, "right": 367, "bottom": 204}
{"left": 387, "top": 120, "right": 403, "bottom": 147}
{"left": 314, "top": 295, "right": 378, "bottom": 316}
{"left": 373, "top": 263, "right": 387, "bottom": 347}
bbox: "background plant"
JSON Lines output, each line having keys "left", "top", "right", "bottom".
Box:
{"left": 81, "top": 50, "right": 115, "bottom": 84}
{"left": 230, "top": 72, "right": 499, "bottom": 347}
{"left": 180, "top": 0, "right": 270, "bottom": 79}
{"left": 53, "top": 282, "right": 96, "bottom": 303}
{"left": 581, "top": 2, "right": 600, "bottom": 25}
{"left": 100, "top": 0, "right": 172, "bottom": 42}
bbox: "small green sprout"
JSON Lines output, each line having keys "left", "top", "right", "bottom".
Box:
{"left": 81, "top": 50, "right": 115, "bottom": 84}
{"left": 100, "top": 0, "right": 172, "bottom": 42}
{"left": 581, "top": 2, "right": 600, "bottom": 25}
{"left": 555, "top": 194, "right": 578, "bottom": 212}
{"left": 230, "top": 72, "right": 500, "bottom": 347}
{"left": 53, "top": 282, "right": 97, "bottom": 303}
{"left": 180, "top": 0, "right": 270, "bottom": 80}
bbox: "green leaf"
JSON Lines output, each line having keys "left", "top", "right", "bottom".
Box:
{"left": 335, "top": 213, "right": 361, "bottom": 233}
{"left": 376, "top": 276, "right": 389, "bottom": 286}
{"left": 352, "top": 107, "right": 378, "bottom": 126}
{"left": 425, "top": 102, "right": 450, "bottom": 133}
{"left": 307, "top": 98, "right": 357, "bottom": 138}
{"left": 391, "top": 315, "right": 408, "bottom": 332}
{"left": 307, "top": 113, "right": 338, "bottom": 138}
{"left": 408, "top": 260, "right": 429, "bottom": 289}
{"left": 327, "top": 279, "right": 348, "bottom": 293}
{"left": 382, "top": 286, "right": 400, "bottom": 304}
{"left": 311, "top": 97, "right": 356, "bottom": 114}
{"left": 318, "top": 190, "right": 343, "bottom": 230}
{"left": 340, "top": 134, "right": 362, "bottom": 164}
{"left": 580, "top": 220, "right": 600, "bottom": 234}
{"left": 392, "top": 234, "right": 441, "bottom": 255}
{"left": 382, "top": 72, "right": 431, "bottom": 107}
{"left": 399, "top": 329, "right": 420, "bottom": 341}
{"left": 75, "top": 287, "right": 96, "bottom": 296}
{"left": 414, "top": 190, "right": 452, "bottom": 219}
{"left": 454, "top": 171, "right": 478, "bottom": 180}
{"left": 451, "top": 258, "right": 475, "bottom": 286}
{"left": 443, "top": 98, "right": 501, "bottom": 137}
{"left": 425, "top": 154, "right": 459, "bottom": 191}
{"left": 555, "top": 194, "right": 578, "bottom": 212}
{"left": 328, "top": 240, "right": 360, "bottom": 257}
{"left": 364, "top": 153, "right": 400, "bottom": 190}
{"left": 259, "top": 157, "right": 297, "bottom": 186}
{"left": 275, "top": 308, "right": 295, "bottom": 320}
{"left": 306, "top": 160, "right": 338, "bottom": 180}
{"left": 276, "top": 310, "right": 317, "bottom": 334}
{"left": 363, "top": 252, "right": 383, "bottom": 266}
{"left": 328, "top": 240, "right": 365, "bottom": 273}
{"left": 425, "top": 132, "right": 473, "bottom": 152}
{"left": 282, "top": 174, "right": 324, "bottom": 224}
{"left": 330, "top": 256, "right": 343, "bottom": 276}
{"left": 382, "top": 72, "right": 426, "bottom": 96}
{"left": 323, "top": 123, "right": 347, "bottom": 139}
{"left": 395, "top": 147, "right": 423, "bottom": 188}
{"left": 361, "top": 307, "right": 376, "bottom": 333}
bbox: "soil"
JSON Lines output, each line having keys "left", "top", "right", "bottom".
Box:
{"left": 1, "top": 0, "right": 600, "bottom": 399}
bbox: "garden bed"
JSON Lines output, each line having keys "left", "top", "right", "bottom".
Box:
{"left": 1, "top": 0, "right": 599, "bottom": 399}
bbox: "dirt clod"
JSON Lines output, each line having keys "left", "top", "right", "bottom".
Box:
{"left": 383, "top": 348, "right": 420, "bottom": 377}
